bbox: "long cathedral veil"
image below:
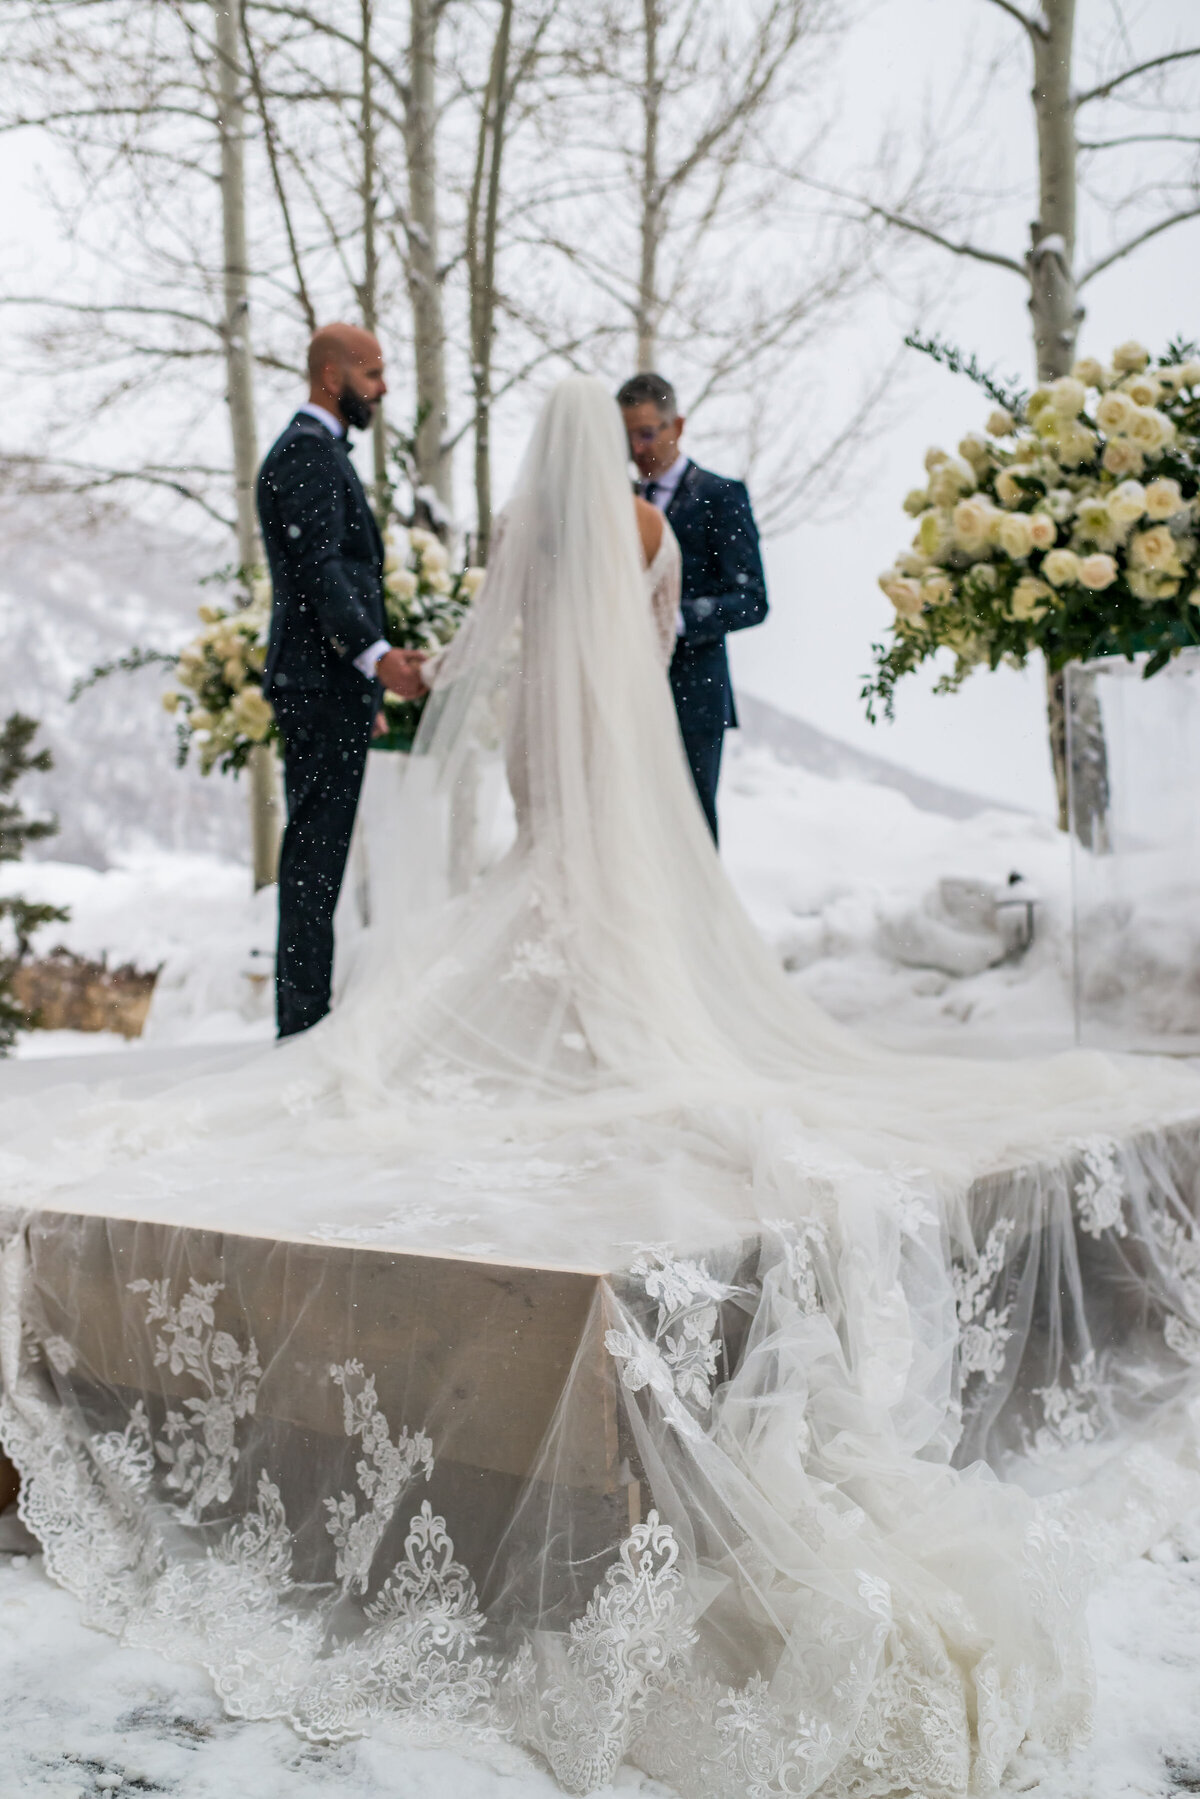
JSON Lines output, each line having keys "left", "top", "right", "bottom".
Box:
{"left": 9, "top": 376, "right": 1200, "bottom": 1794}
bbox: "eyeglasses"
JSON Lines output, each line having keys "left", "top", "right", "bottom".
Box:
{"left": 628, "top": 425, "right": 667, "bottom": 446}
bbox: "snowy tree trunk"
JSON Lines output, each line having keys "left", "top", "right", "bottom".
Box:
{"left": 214, "top": 0, "right": 279, "bottom": 889}
{"left": 359, "top": 0, "right": 389, "bottom": 519}
{"left": 1027, "top": 0, "right": 1107, "bottom": 837}
{"left": 405, "top": 0, "right": 452, "bottom": 518}
{"left": 635, "top": 0, "right": 662, "bottom": 371}
{"left": 466, "top": 0, "right": 513, "bottom": 558}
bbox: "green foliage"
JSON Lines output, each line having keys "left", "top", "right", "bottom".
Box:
{"left": 904, "top": 332, "right": 1030, "bottom": 420}
{"left": 0, "top": 715, "right": 69, "bottom": 1054}
{"left": 69, "top": 645, "right": 177, "bottom": 704}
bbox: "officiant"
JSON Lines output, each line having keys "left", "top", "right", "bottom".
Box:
{"left": 258, "top": 324, "right": 426, "bottom": 1039}
{"left": 618, "top": 371, "right": 768, "bottom": 841}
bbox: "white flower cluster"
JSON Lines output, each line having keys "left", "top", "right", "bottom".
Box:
{"left": 872, "top": 341, "right": 1200, "bottom": 703}
{"left": 162, "top": 576, "right": 275, "bottom": 775}
{"left": 382, "top": 525, "right": 484, "bottom": 654}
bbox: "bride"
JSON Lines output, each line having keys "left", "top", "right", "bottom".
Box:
{"left": 7, "top": 376, "right": 1200, "bottom": 1798}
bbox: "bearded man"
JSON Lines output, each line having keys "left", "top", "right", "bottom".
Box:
{"left": 257, "top": 323, "right": 424, "bottom": 1038}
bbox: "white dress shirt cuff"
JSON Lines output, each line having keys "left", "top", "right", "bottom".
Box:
{"left": 353, "top": 638, "right": 391, "bottom": 679}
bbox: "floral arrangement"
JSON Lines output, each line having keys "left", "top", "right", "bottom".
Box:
{"left": 865, "top": 339, "right": 1200, "bottom": 720}
{"left": 161, "top": 574, "right": 276, "bottom": 774}
{"left": 374, "top": 525, "right": 484, "bottom": 751}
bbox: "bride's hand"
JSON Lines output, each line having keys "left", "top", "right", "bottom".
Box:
{"left": 376, "top": 647, "right": 428, "bottom": 700}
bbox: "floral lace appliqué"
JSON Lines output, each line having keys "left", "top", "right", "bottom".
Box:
{"left": 953, "top": 1219, "right": 1016, "bottom": 1386}
{"left": 1072, "top": 1137, "right": 1127, "bottom": 1238}
{"left": 324, "top": 1359, "right": 434, "bottom": 1594}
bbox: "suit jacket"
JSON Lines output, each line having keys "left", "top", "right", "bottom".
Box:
{"left": 665, "top": 461, "right": 768, "bottom": 737}
{"left": 257, "top": 411, "right": 386, "bottom": 700}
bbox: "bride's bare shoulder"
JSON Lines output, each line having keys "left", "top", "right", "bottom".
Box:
{"left": 634, "top": 496, "right": 664, "bottom": 566}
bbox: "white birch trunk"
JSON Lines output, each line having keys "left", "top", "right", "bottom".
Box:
{"left": 405, "top": 0, "right": 452, "bottom": 518}
{"left": 214, "top": 0, "right": 280, "bottom": 889}
{"left": 636, "top": 0, "right": 662, "bottom": 371}
{"left": 1027, "top": 0, "right": 1107, "bottom": 837}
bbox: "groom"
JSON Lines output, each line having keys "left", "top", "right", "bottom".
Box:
{"left": 258, "top": 323, "right": 425, "bottom": 1038}
{"left": 618, "top": 372, "right": 767, "bottom": 841}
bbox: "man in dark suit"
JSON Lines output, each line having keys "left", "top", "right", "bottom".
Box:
{"left": 618, "top": 372, "right": 768, "bottom": 841}
{"left": 258, "top": 323, "right": 425, "bottom": 1038}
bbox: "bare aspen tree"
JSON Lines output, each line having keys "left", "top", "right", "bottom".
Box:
{"left": 214, "top": 0, "right": 279, "bottom": 889}
{"left": 843, "top": 0, "right": 1200, "bottom": 828}
{"left": 405, "top": 0, "right": 452, "bottom": 516}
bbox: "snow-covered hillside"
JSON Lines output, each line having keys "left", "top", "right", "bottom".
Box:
{"left": 0, "top": 505, "right": 245, "bottom": 867}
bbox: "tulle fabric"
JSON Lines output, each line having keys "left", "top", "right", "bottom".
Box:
{"left": 5, "top": 378, "right": 1200, "bottom": 1796}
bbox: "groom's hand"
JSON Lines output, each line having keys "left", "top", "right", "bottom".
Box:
{"left": 376, "top": 647, "right": 427, "bottom": 700}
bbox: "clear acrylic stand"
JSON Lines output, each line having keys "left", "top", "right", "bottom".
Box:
{"left": 1068, "top": 648, "right": 1200, "bottom": 1052}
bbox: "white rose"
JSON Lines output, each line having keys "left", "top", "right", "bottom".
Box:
{"left": 1042, "top": 547, "right": 1080, "bottom": 588}
{"left": 1180, "top": 361, "right": 1200, "bottom": 389}
{"left": 959, "top": 432, "right": 991, "bottom": 472}
{"left": 1045, "top": 488, "right": 1075, "bottom": 522}
{"left": 1096, "top": 390, "right": 1135, "bottom": 435}
{"left": 1028, "top": 512, "right": 1057, "bottom": 550}
{"left": 987, "top": 407, "right": 1015, "bottom": 436}
{"left": 997, "top": 511, "right": 1036, "bottom": 559}
{"left": 896, "top": 550, "right": 931, "bottom": 576}
{"left": 421, "top": 539, "right": 451, "bottom": 571}
{"left": 1126, "top": 407, "right": 1173, "bottom": 452}
{"left": 408, "top": 526, "right": 437, "bottom": 552}
{"left": 1102, "top": 439, "right": 1145, "bottom": 478}
{"left": 1122, "top": 372, "right": 1162, "bottom": 408}
{"left": 386, "top": 567, "right": 419, "bottom": 601}
{"left": 1112, "top": 340, "right": 1150, "bottom": 373}
{"left": 1128, "top": 567, "right": 1181, "bottom": 603}
{"left": 1078, "top": 553, "right": 1118, "bottom": 590}
{"left": 902, "top": 487, "right": 930, "bottom": 517}
{"left": 162, "top": 690, "right": 181, "bottom": 713}
{"left": 924, "top": 446, "right": 950, "bottom": 474}
{"left": 1012, "top": 434, "right": 1040, "bottom": 465}
{"left": 189, "top": 708, "right": 214, "bottom": 731}
{"left": 994, "top": 468, "right": 1025, "bottom": 508}
{"left": 1108, "top": 480, "right": 1147, "bottom": 524}
{"left": 460, "top": 566, "right": 486, "bottom": 598}
{"left": 1057, "top": 424, "right": 1098, "bottom": 467}
{"left": 1026, "top": 386, "right": 1054, "bottom": 420}
{"left": 1071, "top": 358, "right": 1106, "bottom": 389}
{"left": 427, "top": 568, "right": 453, "bottom": 594}
{"left": 1010, "top": 575, "right": 1052, "bottom": 621}
{"left": 1130, "top": 525, "right": 1186, "bottom": 576}
{"left": 383, "top": 548, "right": 404, "bottom": 575}
{"left": 879, "top": 573, "right": 924, "bottom": 617}
{"left": 916, "top": 509, "right": 951, "bottom": 557}
{"left": 969, "top": 562, "right": 1000, "bottom": 593}
{"left": 952, "top": 495, "right": 998, "bottom": 554}
{"left": 922, "top": 573, "right": 955, "bottom": 606}
{"left": 1144, "top": 477, "right": 1186, "bottom": 521}
{"left": 928, "top": 457, "right": 976, "bottom": 507}
{"left": 1050, "top": 376, "right": 1087, "bottom": 418}
{"left": 249, "top": 577, "right": 272, "bottom": 608}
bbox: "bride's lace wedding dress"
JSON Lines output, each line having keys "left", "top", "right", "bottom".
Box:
{"left": 6, "top": 378, "right": 1200, "bottom": 1797}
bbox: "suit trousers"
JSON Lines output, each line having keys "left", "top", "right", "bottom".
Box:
{"left": 681, "top": 729, "right": 724, "bottom": 844}
{"left": 272, "top": 688, "right": 374, "bottom": 1038}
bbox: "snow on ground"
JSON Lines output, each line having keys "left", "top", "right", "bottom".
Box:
{"left": 5, "top": 1513, "right": 1200, "bottom": 1799}
{"left": 1, "top": 744, "right": 1198, "bottom": 1792}
{"left": 2, "top": 737, "right": 1079, "bottom": 1063}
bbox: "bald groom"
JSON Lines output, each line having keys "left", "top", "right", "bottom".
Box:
{"left": 257, "top": 324, "right": 425, "bottom": 1038}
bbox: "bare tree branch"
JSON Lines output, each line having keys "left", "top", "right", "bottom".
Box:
{"left": 1074, "top": 46, "right": 1200, "bottom": 109}
{"left": 981, "top": 0, "right": 1048, "bottom": 44}
{"left": 1079, "top": 202, "right": 1200, "bottom": 285}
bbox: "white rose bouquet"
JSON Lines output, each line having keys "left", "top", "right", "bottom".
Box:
{"left": 161, "top": 574, "right": 276, "bottom": 774}
{"left": 374, "top": 525, "right": 484, "bottom": 751}
{"left": 865, "top": 339, "right": 1200, "bottom": 720}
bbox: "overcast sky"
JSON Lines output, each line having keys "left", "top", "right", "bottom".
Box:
{"left": 1, "top": 0, "right": 1196, "bottom": 818}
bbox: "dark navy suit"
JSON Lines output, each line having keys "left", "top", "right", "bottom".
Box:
{"left": 257, "top": 410, "right": 385, "bottom": 1037}
{"left": 662, "top": 460, "right": 768, "bottom": 840}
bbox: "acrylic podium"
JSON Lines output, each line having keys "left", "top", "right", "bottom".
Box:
{"left": 1068, "top": 648, "right": 1200, "bottom": 1052}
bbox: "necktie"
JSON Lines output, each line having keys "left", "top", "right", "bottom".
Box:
{"left": 644, "top": 480, "right": 660, "bottom": 506}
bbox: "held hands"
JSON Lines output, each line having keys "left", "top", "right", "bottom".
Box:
{"left": 376, "top": 647, "right": 428, "bottom": 700}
